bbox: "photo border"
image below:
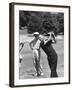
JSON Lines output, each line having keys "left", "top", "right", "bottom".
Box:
{"left": 9, "top": 2, "right": 70, "bottom": 87}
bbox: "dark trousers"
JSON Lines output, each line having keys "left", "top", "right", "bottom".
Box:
{"left": 41, "top": 44, "right": 58, "bottom": 77}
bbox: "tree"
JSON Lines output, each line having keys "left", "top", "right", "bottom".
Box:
{"left": 27, "top": 13, "right": 42, "bottom": 33}
{"left": 19, "top": 11, "right": 30, "bottom": 29}
{"left": 57, "top": 13, "right": 64, "bottom": 34}
{"left": 19, "top": 11, "right": 64, "bottom": 35}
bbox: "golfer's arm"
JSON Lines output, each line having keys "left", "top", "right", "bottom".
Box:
{"left": 44, "top": 36, "right": 51, "bottom": 44}
{"left": 52, "top": 33, "right": 56, "bottom": 43}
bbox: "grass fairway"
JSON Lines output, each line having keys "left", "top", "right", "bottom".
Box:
{"left": 19, "top": 32, "right": 64, "bottom": 79}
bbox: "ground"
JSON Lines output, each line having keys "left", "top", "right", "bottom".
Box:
{"left": 19, "top": 30, "right": 64, "bottom": 79}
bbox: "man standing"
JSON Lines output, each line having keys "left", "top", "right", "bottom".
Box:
{"left": 30, "top": 32, "right": 43, "bottom": 76}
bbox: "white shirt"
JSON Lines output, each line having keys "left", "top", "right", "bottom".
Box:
{"left": 33, "top": 39, "right": 41, "bottom": 49}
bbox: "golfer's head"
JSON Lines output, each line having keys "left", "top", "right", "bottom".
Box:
{"left": 33, "top": 32, "right": 39, "bottom": 37}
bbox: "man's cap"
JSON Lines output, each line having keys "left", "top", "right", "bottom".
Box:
{"left": 33, "top": 32, "right": 39, "bottom": 35}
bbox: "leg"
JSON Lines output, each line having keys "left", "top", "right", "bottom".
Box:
{"left": 41, "top": 45, "right": 58, "bottom": 77}
{"left": 33, "top": 49, "right": 43, "bottom": 76}
{"left": 47, "top": 45, "right": 58, "bottom": 77}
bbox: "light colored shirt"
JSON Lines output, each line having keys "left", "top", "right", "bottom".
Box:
{"left": 39, "top": 34, "right": 48, "bottom": 44}
{"left": 30, "top": 37, "right": 41, "bottom": 50}
{"left": 39, "top": 32, "right": 56, "bottom": 44}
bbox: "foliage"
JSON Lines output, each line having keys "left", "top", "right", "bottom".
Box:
{"left": 19, "top": 11, "right": 64, "bottom": 35}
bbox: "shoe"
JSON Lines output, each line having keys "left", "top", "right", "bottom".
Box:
{"left": 34, "top": 73, "right": 37, "bottom": 76}
{"left": 34, "top": 72, "right": 44, "bottom": 77}
{"left": 40, "top": 72, "right": 44, "bottom": 76}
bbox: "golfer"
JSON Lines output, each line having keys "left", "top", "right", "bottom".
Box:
{"left": 40, "top": 31, "right": 58, "bottom": 77}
